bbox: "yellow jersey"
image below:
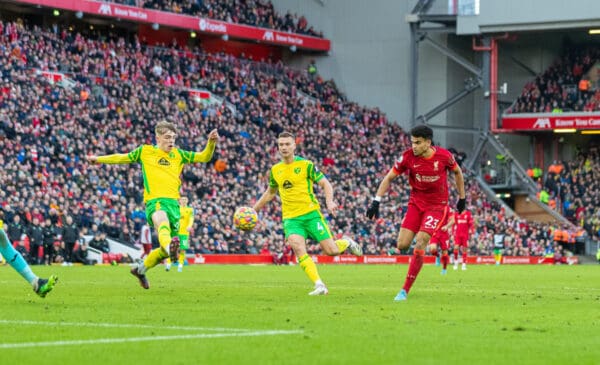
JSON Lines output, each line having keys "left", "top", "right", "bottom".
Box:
{"left": 96, "top": 142, "right": 215, "bottom": 202}
{"left": 178, "top": 205, "right": 194, "bottom": 235}
{"left": 269, "top": 156, "right": 324, "bottom": 219}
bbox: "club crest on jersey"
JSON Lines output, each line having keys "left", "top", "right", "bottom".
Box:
{"left": 158, "top": 157, "right": 171, "bottom": 166}
{"left": 283, "top": 180, "right": 293, "bottom": 189}
{"left": 294, "top": 167, "right": 301, "bottom": 174}
{"left": 434, "top": 161, "right": 439, "bottom": 171}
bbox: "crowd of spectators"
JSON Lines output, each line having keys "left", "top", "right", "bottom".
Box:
{"left": 508, "top": 45, "right": 600, "bottom": 114}
{"left": 109, "top": 0, "right": 324, "bottom": 38}
{"left": 0, "top": 20, "right": 593, "bottom": 266}
{"left": 501, "top": 42, "right": 600, "bottom": 252}
{"left": 540, "top": 147, "right": 600, "bottom": 240}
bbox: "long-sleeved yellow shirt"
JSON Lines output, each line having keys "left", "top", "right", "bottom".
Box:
{"left": 97, "top": 142, "right": 215, "bottom": 202}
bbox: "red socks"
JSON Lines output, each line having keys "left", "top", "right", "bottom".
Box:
{"left": 402, "top": 249, "right": 425, "bottom": 294}
{"left": 441, "top": 253, "right": 449, "bottom": 269}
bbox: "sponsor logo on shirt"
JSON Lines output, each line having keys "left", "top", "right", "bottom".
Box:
{"left": 158, "top": 157, "right": 171, "bottom": 166}
{"left": 415, "top": 174, "right": 440, "bottom": 183}
{"left": 283, "top": 180, "right": 293, "bottom": 189}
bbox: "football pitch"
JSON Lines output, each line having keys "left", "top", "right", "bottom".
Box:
{"left": 0, "top": 263, "right": 598, "bottom": 365}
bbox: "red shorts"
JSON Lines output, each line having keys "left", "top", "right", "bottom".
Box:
{"left": 430, "top": 229, "right": 450, "bottom": 251}
{"left": 454, "top": 235, "right": 469, "bottom": 247}
{"left": 401, "top": 202, "right": 449, "bottom": 236}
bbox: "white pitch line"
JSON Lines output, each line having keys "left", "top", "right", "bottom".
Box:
{"left": 0, "top": 330, "right": 304, "bottom": 349}
{"left": 0, "top": 320, "right": 253, "bottom": 332}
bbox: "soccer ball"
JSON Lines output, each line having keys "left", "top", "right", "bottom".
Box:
{"left": 233, "top": 206, "right": 258, "bottom": 231}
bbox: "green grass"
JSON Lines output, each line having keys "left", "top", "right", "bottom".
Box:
{"left": 0, "top": 263, "right": 599, "bottom": 365}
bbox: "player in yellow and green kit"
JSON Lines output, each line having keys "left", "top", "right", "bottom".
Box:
{"left": 252, "top": 131, "right": 363, "bottom": 295}
{"left": 165, "top": 196, "right": 194, "bottom": 272}
{"left": 86, "top": 121, "right": 219, "bottom": 289}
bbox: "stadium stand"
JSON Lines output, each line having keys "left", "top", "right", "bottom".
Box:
{"left": 107, "top": 0, "right": 324, "bottom": 37}
{"left": 0, "top": 20, "right": 587, "bottom": 264}
{"left": 507, "top": 45, "right": 600, "bottom": 113}
{"left": 505, "top": 41, "right": 599, "bottom": 246}
{"left": 542, "top": 147, "right": 599, "bottom": 242}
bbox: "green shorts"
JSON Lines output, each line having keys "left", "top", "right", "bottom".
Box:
{"left": 493, "top": 248, "right": 503, "bottom": 255}
{"left": 145, "top": 198, "right": 180, "bottom": 233}
{"left": 178, "top": 234, "right": 189, "bottom": 250}
{"left": 283, "top": 210, "right": 332, "bottom": 242}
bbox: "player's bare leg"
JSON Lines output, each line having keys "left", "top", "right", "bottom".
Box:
{"left": 396, "top": 228, "right": 416, "bottom": 250}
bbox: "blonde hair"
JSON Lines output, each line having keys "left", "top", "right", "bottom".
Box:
{"left": 155, "top": 121, "right": 177, "bottom": 135}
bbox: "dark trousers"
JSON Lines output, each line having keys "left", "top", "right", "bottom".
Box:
{"left": 64, "top": 241, "right": 76, "bottom": 262}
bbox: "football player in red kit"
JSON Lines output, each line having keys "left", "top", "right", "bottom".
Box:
{"left": 453, "top": 209, "right": 473, "bottom": 270}
{"left": 366, "top": 125, "right": 466, "bottom": 301}
{"left": 429, "top": 211, "right": 455, "bottom": 275}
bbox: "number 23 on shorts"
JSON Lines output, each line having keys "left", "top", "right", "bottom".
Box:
{"left": 424, "top": 215, "right": 440, "bottom": 229}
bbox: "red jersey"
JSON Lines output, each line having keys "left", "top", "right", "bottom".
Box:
{"left": 454, "top": 210, "right": 473, "bottom": 237}
{"left": 392, "top": 146, "right": 457, "bottom": 208}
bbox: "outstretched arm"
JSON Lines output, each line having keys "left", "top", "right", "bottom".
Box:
{"left": 317, "top": 177, "right": 337, "bottom": 217}
{"left": 453, "top": 165, "right": 466, "bottom": 213}
{"left": 375, "top": 169, "right": 399, "bottom": 199}
{"left": 253, "top": 187, "right": 278, "bottom": 212}
{"left": 453, "top": 165, "right": 466, "bottom": 200}
{"left": 191, "top": 129, "right": 219, "bottom": 163}
{"left": 86, "top": 147, "right": 140, "bottom": 164}
{"left": 366, "top": 169, "right": 399, "bottom": 219}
